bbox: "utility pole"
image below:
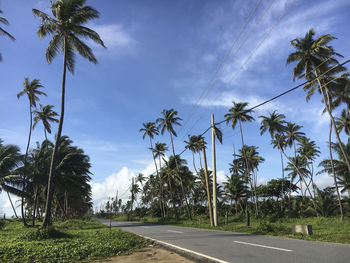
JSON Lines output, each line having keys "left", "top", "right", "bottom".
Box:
{"left": 211, "top": 114, "right": 218, "bottom": 227}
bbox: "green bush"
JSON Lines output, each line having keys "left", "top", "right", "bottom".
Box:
{"left": 18, "top": 227, "right": 69, "bottom": 241}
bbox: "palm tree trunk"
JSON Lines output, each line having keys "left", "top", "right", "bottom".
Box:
{"left": 21, "top": 105, "right": 33, "bottom": 226}
{"left": 329, "top": 122, "right": 344, "bottom": 221}
{"left": 280, "top": 149, "right": 285, "bottom": 211}
{"left": 32, "top": 187, "right": 39, "bottom": 226}
{"left": 7, "top": 192, "right": 18, "bottom": 218}
{"left": 42, "top": 37, "right": 67, "bottom": 228}
{"left": 202, "top": 146, "right": 214, "bottom": 226}
{"left": 149, "top": 137, "right": 163, "bottom": 217}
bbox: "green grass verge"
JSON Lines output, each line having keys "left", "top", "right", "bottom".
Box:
{"left": 0, "top": 219, "right": 149, "bottom": 263}
{"left": 112, "top": 214, "right": 350, "bottom": 244}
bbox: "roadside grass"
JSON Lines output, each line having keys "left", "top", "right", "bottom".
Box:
{"left": 111, "top": 214, "right": 350, "bottom": 244}
{"left": 0, "top": 218, "right": 149, "bottom": 263}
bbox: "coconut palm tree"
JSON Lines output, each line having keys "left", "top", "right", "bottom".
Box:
{"left": 224, "top": 173, "right": 247, "bottom": 215}
{"left": 225, "top": 102, "right": 254, "bottom": 148}
{"left": 33, "top": 0, "right": 105, "bottom": 227}
{"left": 139, "top": 122, "right": 160, "bottom": 186}
{"left": 0, "top": 139, "right": 22, "bottom": 217}
{"left": 184, "top": 135, "right": 202, "bottom": 175}
{"left": 152, "top": 142, "right": 168, "bottom": 217}
{"left": 331, "top": 73, "right": 350, "bottom": 114}
{"left": 260, "top": 111, "right": 287, "bottom": 208}
{"left": 33, "top": 104, "right": 59, "bottom": 144}
{"left": 335, "top": 109, "right": 350, "bottom": 135}
{"left": 0, "top": 9, "right": 15, "bottom": 61}
{"left": 286, "top": 29, "right": 350, "bottom": 175}
{"left": 285, "top": 122, "right": 305, "bottom": 155}
{"left": 156, "top": 109, "right": 191, "bottom": 219}
{"left": 17, "top": 77, "right": 46, "bottom": 225}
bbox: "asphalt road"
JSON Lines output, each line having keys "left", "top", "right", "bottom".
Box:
{"left": 97, "top": 219, "right": 350, "bottom": 263}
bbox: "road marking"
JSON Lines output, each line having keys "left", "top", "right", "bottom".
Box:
{"left": 234, "top": 241, "right": 293, "bottom": 252}
{"left": 142, "top": 226, "right": 150, "bottom": 228}
{"left": 141, "top": 235, "right": 229, "bottom": 263}
{"left": 167, "top": 229, "right": 184, "bottom": 234}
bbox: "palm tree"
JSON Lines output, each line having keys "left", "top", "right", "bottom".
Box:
{"left": 285, "top": 122, "right": 305, "bottom": 155}
{"left": 0, "top": 9, "right": 15, "bottom": 61}
{"left": 152, "top": 142, "right": 168, "bottom": 217}
{"left": 260, "top": 111, "right": 287, "bottom": 208}
{"left": 33, "top": 104, "right": 59, "bottom": 144}
{"left": 33, "top": 0, "right": 105, "bottom": 227}
{"left": 184, "top": 135, "right": 202, "bottom": 175}
{"left": 224, "top": 173, "right": 247, "bottom": 215}
{"left": 225, "top": 101, "right": 254, "bottom": 225}
{"left": 17, "top": 77, "right": 46, "bottom": 225}
{"left": 0, "top": 139, "right": 22, "bottom": 217}
{"left": 331, "top": 73, "right": 350, "bottom": 114}
{"left": 286, "top": 29, "right": 350, "bottom": 175}
{"left": 156, "top": 109, "right": 191, "bottom": 219}
{"left": 139, "top": 122, "right": 159, "bottom": 190}
{"left": 335, "top": 109, "right": 350, "bottom": 135}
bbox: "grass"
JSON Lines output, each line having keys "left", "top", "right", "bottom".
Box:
{"left": 0, "top": 218, "right": 149, "bottom": 263}
{"left": 112, "top": 214, "right": 350, "bottom": 244}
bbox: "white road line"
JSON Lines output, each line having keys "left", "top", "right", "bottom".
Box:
{"left": 167, "top": 229, "right": 184, "bottom": 234}
{"left": 141, "top": 235, "right": 230, "bottom": 263}
{"left": 142, "top": 226, "right": 150, "bottom": 228}
{"left": 234, "top": 241, "right": 293, "bottom": 252}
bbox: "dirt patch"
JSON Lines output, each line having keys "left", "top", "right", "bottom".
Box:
{"left": 95, "top": 247, "right": 195, "bottom": 263}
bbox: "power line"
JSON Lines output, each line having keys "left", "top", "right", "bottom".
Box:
{"left": 181, "top": 0, "right": 296, "bottom": 140}
{"left": 178, "top": 0, "right": 264, "bottom": 136}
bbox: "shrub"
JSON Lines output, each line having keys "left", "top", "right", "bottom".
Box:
{"left": 0, "top": 220, "right": 5, "bottom": 230}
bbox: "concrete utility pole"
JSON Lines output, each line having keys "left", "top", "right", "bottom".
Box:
{"left": 211, "top": 114, "right": 218, "bottom": 227}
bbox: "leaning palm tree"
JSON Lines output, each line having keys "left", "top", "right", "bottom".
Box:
{"left": 184, "top": 135, "right": 202, "bottom": 175}
{"left": 285, "top": 122, "right": 305, "bottom": 155}
{"left": 33, "top": 0, "right": 105, "bottom": 227}
{"left": 17, "top": 77, "right": 46, "bottom": 226}
{"left": 0, "top": 9, "right": 15, "bottom": 61}
{"left": 33, "top": 104, "right": 59, "bottom": 143}
{"left": 153, "top": 142, "right": 168, "bottom": 217}
{"left": 286, "top": 29, "right": 350, "bottom": 175}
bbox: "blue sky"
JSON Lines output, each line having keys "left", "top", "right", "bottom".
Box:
{"left": 1, "top": 0, "right": 350, "bottom": 215}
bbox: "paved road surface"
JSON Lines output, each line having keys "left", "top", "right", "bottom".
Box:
{"left": 97, "top": 219, "right": 350, "bottom": 263}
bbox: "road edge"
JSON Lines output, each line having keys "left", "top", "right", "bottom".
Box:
{"left": 140, "top": 235, "right": 230, "bottom": 263}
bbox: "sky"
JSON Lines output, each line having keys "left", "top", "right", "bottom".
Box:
{"left": 1, "top": 0, "right": 350, "bottom": 216}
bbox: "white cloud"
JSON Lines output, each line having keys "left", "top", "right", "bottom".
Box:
{"left": 89, "top": 24, "right": 137, "bottom": 55}
{"left": 91, "top": 166, "right": 134, "bottom": 206}
{"left": 314, "top": 173, "right": 334, "bottom": 189}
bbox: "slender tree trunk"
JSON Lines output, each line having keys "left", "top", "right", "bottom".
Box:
{"left": 202, "top": 146, "right": 213, "bottom": 226}
{"left": 42, "top": 37, "right": 67, "bottom": 228}
{"left": 329, "top": 122, "right": 344, "bottom": 221}
{"left": 7, "top": 192, "right": 18, "bottom": 218}
{"left": 32, "top": 187, "right": 39, "bottom": 226}
{"left": 280, "top": 149, "right": 285, "bottom": 211}
{"left": 22, "top": 105, "right": 33, "bottom": 226}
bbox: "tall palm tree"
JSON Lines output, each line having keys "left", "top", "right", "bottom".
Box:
{"left": 156, "top": 109, "right": 191, "bottom": 219}
{"left": 184, "top": 135, "right": 202, "bottom": 175}
{"left": 33, "top": 0, "right": 105, "bottom": 227}
{"left": 0, "top": 9, "right": 15, "bottom": 61}
{"left": 285, "top": 122, "right": 305, "bottom": 155}
{"left": 139, "top": 122, "right": 160, "bottom": 186}
{"left": 152, "top": 142, "right": 168, "bottom": 217}
{"left": 224, "top": 173, "right": 247, "bottom": 215}
{"left": 33, "top": 104, "right": 59, "bottom": 144}
{"left": 225, "top": 101, "right": 254, "bottom": 225}
{"left": 17, "top": 77, "right": 46, "bottom": 226}
{"left": 331, "top": 73, "right": 350, "bottom": 114}
{"left": 286, "top": 29, "right": 350, "bottom": 175}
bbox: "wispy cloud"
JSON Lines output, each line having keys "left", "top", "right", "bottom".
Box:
{"left": 89, "top": 24, "right": 137, "bottom": 56}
